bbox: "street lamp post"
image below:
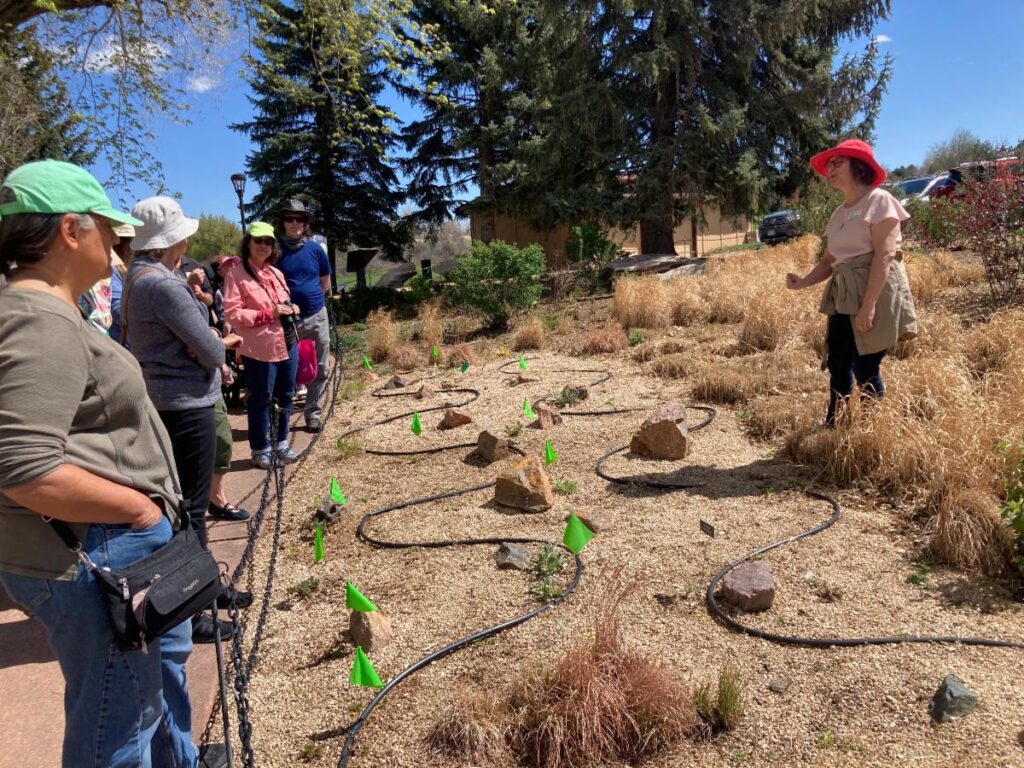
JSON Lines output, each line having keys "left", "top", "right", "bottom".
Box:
{"left": 230, "top": 173, "right": 246, "bottom": 231}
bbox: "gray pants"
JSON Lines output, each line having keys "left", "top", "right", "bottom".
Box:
{"left": 298, "top": 305, "right": 330, "bottom": 421}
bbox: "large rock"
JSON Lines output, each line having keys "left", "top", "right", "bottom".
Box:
{"left": 720, "top": 561, "right": 776, "bottom": 612}
{"left": 349, "top": 610, "right": 394, "bottom": 653}
{"left": 532, "top": 403, "right": 563, "bottom": 430}
{"left": 439, "top": 408, "right": 473, "bottom": 430}
{"left": 494, "top": 455, "right": 554, "bottom": 512}
{"left": 494, "top": 543, "right": 532, "bottom": 571}
{"left": 385, "top": 374, "right": 417, "bottom": 390}
{"left": 477, "top": 431, "right": 510, "bottom": 464}
{"left": 629, "top": 402, "right": 689, "bottom": 459}
{"left": 929, "top": 675, "right": 979, "bottom": 723}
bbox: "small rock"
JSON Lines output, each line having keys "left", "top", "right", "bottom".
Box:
{"left": 314, "top": 498, "right": 344, "bottom": 526}
{"left": 440, "top": 381, "right": 455, "bottom": 390}
{"left": 476, "top": 431, "right": 510, "bottom": 464}
{"left": 563, "top": 511, "right": 608, "bottom": 533}
{"left": 769, "top": 677, "right": 792, "bottom": 695}
{"left": 348, "top": 610, "right": 394, "bottom": 653}
{"left": 929, "top": 674, "right": 979, "bottom": 723}
{"left": 415, "top": 384, "right": 435, "bottom": 399}
{"left": 494, "top": 543, "right": 532, "bottom": 570}
{"left": 516, "top": 373, "right": 539, "bottom": 385}
{"left": 720, "top": 561, "right": 776, "bottom": 612}
{"left": 385, "top": 374, "right": 417, "bottom": 389}
{"left": 532, "top": 403, "right": 563, "bottom": 430}
{"left": 439, "top": 407, "right": 473, "bottom": 429}
{"left": 494, "top": 454, "right": 555, "bottom": 512}
{"left": 629, "top": 402, "right": 689, "bottom": 459}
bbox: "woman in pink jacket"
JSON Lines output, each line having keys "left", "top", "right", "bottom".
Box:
{"left": 222, "top": 222, "right": 301, "bottom": 468}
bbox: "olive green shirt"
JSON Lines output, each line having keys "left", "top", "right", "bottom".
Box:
{"left": 0, "top": 287, "right": 181, "bottom": 580}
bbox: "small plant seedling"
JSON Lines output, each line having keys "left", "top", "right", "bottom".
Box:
{"left": 504, "top": 422, "right": 523, "bottom": 439}
{"left": 301, "top": 742, "right": 324, "bottom": 761}
{"left": 840, "top": 737, "right": 866, "bottom": 753}
{"left": 529, "top": 544, "right": 565, "bottom": 602}
{"left": 818, "top": 729, "right": 835, "bottom": 749}
{"left": 336, "top": 438, "right": 362, "bottom": 459}
{"left": 542, "top": 313, "right": 560, "bottom": 331}
{"left": 553, "top": 478, "right": 578, "bottom": 495}
{"left": 288, "top": 577, "right": 320, "bottom": 600}
{"left": 628, "top": 329, "right": 645, "bottom": 346}
{"left": 552, "top": 387, "right": 582, "bottom": 408}
{"left": 530, "top": 580, "right": 564, "bottom": 601}
{"left": 337, "top": 379, "right": 367, "bottom": 402}
{"left": 907, "top": 560, "right": 934, "bottom": 588}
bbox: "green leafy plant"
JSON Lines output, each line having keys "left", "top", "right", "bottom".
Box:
{"left": 504, "top": 422, "right": 523, "bottom": 439}
{"left": 563, "top": 223, "right": 619, "bottom": 288}
{"left": 288, "top": 577, "right": 320, "bottom": 600}
{"left": 529, "top": 544, "right": 565, "bottom": 601}
{"left": 906, "top": 561, "right": 934, "bottom": 588}
{"left": 1000, "top": 438, "right": 1024, "bottom": 572}
{"left": 553, "top": 478, "right": 578, "bottom": 495}
{"left": 405, "top": 273, "right": 437, "bottom": 303}
{"left": 818, "top": 730, "right": 835, "bottom": 749}
{"left": 694, "top": 663, "right": 745, "bottom": 738}
{"left": 336, "top": 379, "right": 366, "bottom": 402}
{"left": 336, "top": 438, "right": 363, "bottom": 459}
{"left": 628, "top": 329, "right": 645, "bottom": 346}
{"left": 446, "top": 240, "right": 546, "bottom": 329}
{"left": 552, "top": 387, "right": 582, "bottom": 408}
{"left": 301, "top": 742, "right": 324, "bottom": 761}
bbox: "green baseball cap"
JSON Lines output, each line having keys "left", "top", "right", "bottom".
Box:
{"left": 246, "top": 221, "right": 275, "bottom": 239}
{"left": 0, "top": 160, "right": 143, "bottom": 227}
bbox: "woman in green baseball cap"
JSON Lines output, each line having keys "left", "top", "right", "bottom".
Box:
{"left": 0, "top": 161, "right": 226, "bottom": 767}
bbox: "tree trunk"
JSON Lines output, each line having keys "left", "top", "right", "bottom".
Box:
{"left": 640, "top": 218, "right": 677, "bottom": 254}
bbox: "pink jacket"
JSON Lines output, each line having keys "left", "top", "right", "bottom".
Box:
{"left": 222, "top": 261, "right": 291, "bottom": 363}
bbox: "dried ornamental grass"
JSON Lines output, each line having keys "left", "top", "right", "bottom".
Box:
{"left": 665, "top": 279, "right": 708, "bottom": 326}
{"left": 417, "top": 299, "right": 444, "bottom": 350}
{"left": 581, "top": 325, "right": 629, "bottom": 355}
{"left": 692, "top": 350, "right": 817, "bottom": 404}
{"left": 613, "top": 276, "right": 671, "bottom": 329}
{"left": 738, "top": 286, "right": 816, "bottom": 352}
{"left": 960, "top": 308, "right": 1024, "bottom": 375}
{"left": 427, "top": 687, "right": 511, "bottom": 764}
{"left": 929, "top": 488, "right": 1016, "bottom": 576}
{"left": 366, "top": 308, "right": 398, "bottom": 363}
{"left": 650, "top": 353, "right": 703, "bottom": 380}
{"left": 390, "top": 342, "right": 421, "bottom": 371}
{"left": 444, "top": 343, "right": 478, "bottom": 369}
{"left": 513, "top": 316, "right": 545, "bottom": 351}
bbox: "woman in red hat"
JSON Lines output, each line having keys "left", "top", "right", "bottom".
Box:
{"left": 785, "top": 139, "right": 917, "bottom": 425}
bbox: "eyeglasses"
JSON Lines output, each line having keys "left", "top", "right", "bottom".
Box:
{"left": 825, "top": 156, "right": 849, "bottom": 170}
{"left": 282, "top": 216, "right": 306, "bottom": 224}
{"left": 251, "top": 237, "right": 276, "bottom": 247}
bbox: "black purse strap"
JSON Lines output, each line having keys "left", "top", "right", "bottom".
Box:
{"left": 45, "top": 412, "right": 185, "bottom": 560}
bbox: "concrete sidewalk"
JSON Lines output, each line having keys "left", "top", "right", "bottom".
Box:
{"left": 0, "top": 405, "right": 316, "bottom": 768}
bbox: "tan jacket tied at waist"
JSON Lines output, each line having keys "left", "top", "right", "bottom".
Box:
{"left": 819, "top": 250, "right": 918, "bottom": 356}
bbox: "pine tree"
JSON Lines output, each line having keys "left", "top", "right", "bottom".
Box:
{"left": 234, "top": 0, "right": 410, "bottom": 262}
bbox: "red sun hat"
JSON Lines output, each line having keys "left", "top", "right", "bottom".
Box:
{"left": 810, "top": 139, "right": 887, "bottom": 187}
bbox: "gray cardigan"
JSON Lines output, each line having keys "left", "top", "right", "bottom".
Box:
{"left": 123, "top": 258, "right": 224, "bottom": 411}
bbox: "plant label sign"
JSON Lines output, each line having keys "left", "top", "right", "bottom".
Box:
{"left": 699, "top": 519, "right": 716, "bottom": 538}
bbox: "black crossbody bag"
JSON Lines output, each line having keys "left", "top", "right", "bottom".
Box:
{"left": 46, "top": 417, "right": 222, "bottom": 651}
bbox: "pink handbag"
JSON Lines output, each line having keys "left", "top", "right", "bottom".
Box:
{"left": 296, "top": 338, "right": 318, "bottom": 386}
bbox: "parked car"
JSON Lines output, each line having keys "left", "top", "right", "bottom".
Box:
{"left": 893, "top": 175, "right": 933, "bottom": 205}
{"left": 916, "top": 158, "right": 1021, "bottom": 204}
{"left": 758, "top": 210, "right": 801, "bottom": 244}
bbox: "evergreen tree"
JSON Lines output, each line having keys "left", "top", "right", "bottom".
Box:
{"left": 234, "top": 0, "right": 411, "bottom": 265}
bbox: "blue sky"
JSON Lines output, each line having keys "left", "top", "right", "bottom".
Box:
{"left": 97, "top": 0, "right": 1024, "bottom": 220}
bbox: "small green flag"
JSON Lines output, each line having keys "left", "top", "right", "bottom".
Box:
{"left": 330, "top": 477, "right": 347, "bottom": 506}
{"left": 349, "top": 646, "right": 384, "bottom": 688}
{"left": 518, "top": 354, "right": 528, "bottom": 371}
{"left": 411, "top": 411, "right": 422, "bottom": 436}
{"left": 562, "top": 513, "right": 594, "bottom": 555}
{"left": 522, "top": 398, "right": 536, "bottom": 421}
{"left": 460, "top": 360, "right": 470, "bottom": 373}
{"left": 346, "top": 581, "right": 378, "bottom": 612}
{"left": 544, "top": 439, "right": 558, "bottom": 465}
{"left": 362, "top": 354, "right": 373, "bottom": 371}
{"left": 314, "top": 522, "right": 325, "bottom": 563}
{"left": 432, "top": 343, "right": 440, "bottom": 361}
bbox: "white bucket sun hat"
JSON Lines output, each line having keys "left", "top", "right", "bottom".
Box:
{"left": 130, "top": 196, "right": 199, "bottom": 251}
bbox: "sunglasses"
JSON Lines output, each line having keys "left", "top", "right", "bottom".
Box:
{"left": 282, "top": 216, "right": 306, "bottom": 224}
{"left": 251, "top": 237, "right": 276, "bottom": 247}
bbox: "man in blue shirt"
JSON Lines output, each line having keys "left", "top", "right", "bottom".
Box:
{"left": 275, "top": 199, "right": 332, "bottom": 431}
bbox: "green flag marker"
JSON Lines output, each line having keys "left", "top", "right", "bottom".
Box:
{"left": 522, "top": 398, "right": 536, "bottom": 421}
{"left": 362, "top": 354, "right": 373, "bottom": 371}
{"left": 460, "top": 360, "right": 470, "bottom": 373}
{"left": 544, "top": 439, "right": 558, "bottom": 466}
{"left": 432, "top": 343, "right": 440, "bottom": 362}
{"left": 518, "top": 354, "right": 528, "bottom": 371}
{"left": 411, "top": 411, "right": 423, "bottom": 436}
{"left": 314, "top": 522, "right": 325, "bottom": 563}
{"left": 345, "top": 581, "right": 378, "bottom": 612}
{"left": 563, "top": 513, "right": 594, "bottom": 555}
{"left": 330, "top": 477, "right": 347, "bottom": 506}
{"left": 349, "top": 646, "right": 384, "bottom": 688}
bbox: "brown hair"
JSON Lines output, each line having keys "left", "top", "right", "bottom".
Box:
{"left": 848, "top": 157, "right": 877, "bottom": 186}
{"left": 0, "top": 212, "right": 94, "bottom": 278}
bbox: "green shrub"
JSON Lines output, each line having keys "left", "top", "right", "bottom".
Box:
{"left": 406, "top": 273, "right": 437, "bottom": 304}
{"left": 1000, "top": 438, "right": 1024, "bottom": 572}
{"left": 792, "top": 178, "right": 841, "bottom": 238}
{"left": 904, "top": 196, "right": 961, "bottom": 250}
{"left": 446, "top": 240, "right": 546, "bottom": 328}
{"left": 564, "top": 223, "right": 619, "bottom": 286}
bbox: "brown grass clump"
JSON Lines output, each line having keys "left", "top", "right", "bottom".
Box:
{"left": 692, "top": 350, "right": 818, "bottom": 404}
{"left": 650, "top": 353, "right": 704, "bottom": 380}
{"left": 427, "top": 687, "right": 511, "bottom": 765}
{"left": 960, "top": 308, "right": 1024, "bottom": 375}
{"left": 366, "top": 308, "right": 398, "bottom": 363}
{"left": 738, "top": 286, "right": 816, "bottom": 352}
{"left": 891, "top": 307, "right": 962, "bottom": 359}
{"left": 505, "top": 575, "right": 696, "bottom": 768}
{"left": 581, "top": 325, "right": 629, "bottom": 355}
{"left": 513, "top": 316, "right": 545, "bottom": 351}
{"left": 745, "top": 396, "right": 818, "bottom": 441}
{"left": 613, "top": 276, "right": 671, "bottom": 329}
{"left": 665, "top": 279, "right": 708, "bottom": 326}
{"left": 929, "top": 488, "right": 1015, "bottom": 576}
{"left": 389, "top": 342, "right": 421, "bottom": 371}
{"left": 417, "top": 299, "right": 444, "bottom": 350}
{"left": 444, "top": 343, "right": 478, "bottom": 369}
{"left": 904, "top": 250, "right": 986, "bottom": 303}
{"left": 632, "top": 338, "right": 689, "bottom": 363}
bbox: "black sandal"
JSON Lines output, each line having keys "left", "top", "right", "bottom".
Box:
{"left": 208, "top": 502, "right": 251, "bottom": 521}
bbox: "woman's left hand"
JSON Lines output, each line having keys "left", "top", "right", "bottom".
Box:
{"left": 854, "top": 304, "right": 875, "bottom": 333}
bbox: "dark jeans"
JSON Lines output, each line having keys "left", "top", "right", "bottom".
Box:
{"left": 243, "top": 345, "right": 298, "bottom": 453}
{"left": 826, "top": 313, "right": 886, "bottom": 425}
{"left": 158, "top": 405, "right": 216, "bottom": 548}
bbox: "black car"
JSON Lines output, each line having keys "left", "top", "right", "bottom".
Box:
{"left": 758, "top": 210, "right": 801, "bottom": 245}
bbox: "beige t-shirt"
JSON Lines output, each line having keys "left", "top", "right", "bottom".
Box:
{"left": 825, "top": 187, "right": 909, "bottom": 263}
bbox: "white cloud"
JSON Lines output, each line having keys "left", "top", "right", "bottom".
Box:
{"left": 187, "top": 75, "right": 219, "bottom": 93}
{"left": 873, "top": 34, "right": 893, "bottom": 44}
{"left": 83, "top": 37, "right": 168, "bottom": 73}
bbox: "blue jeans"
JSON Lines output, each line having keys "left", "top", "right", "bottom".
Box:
{"left": 0, "top": 518, "right": 197, "bottom": 768}
{"left": 826, "top": 313, "right": 886, "bottom": 424}
{"left": 243, "top": 344, "right": 298, "bottom": 452}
